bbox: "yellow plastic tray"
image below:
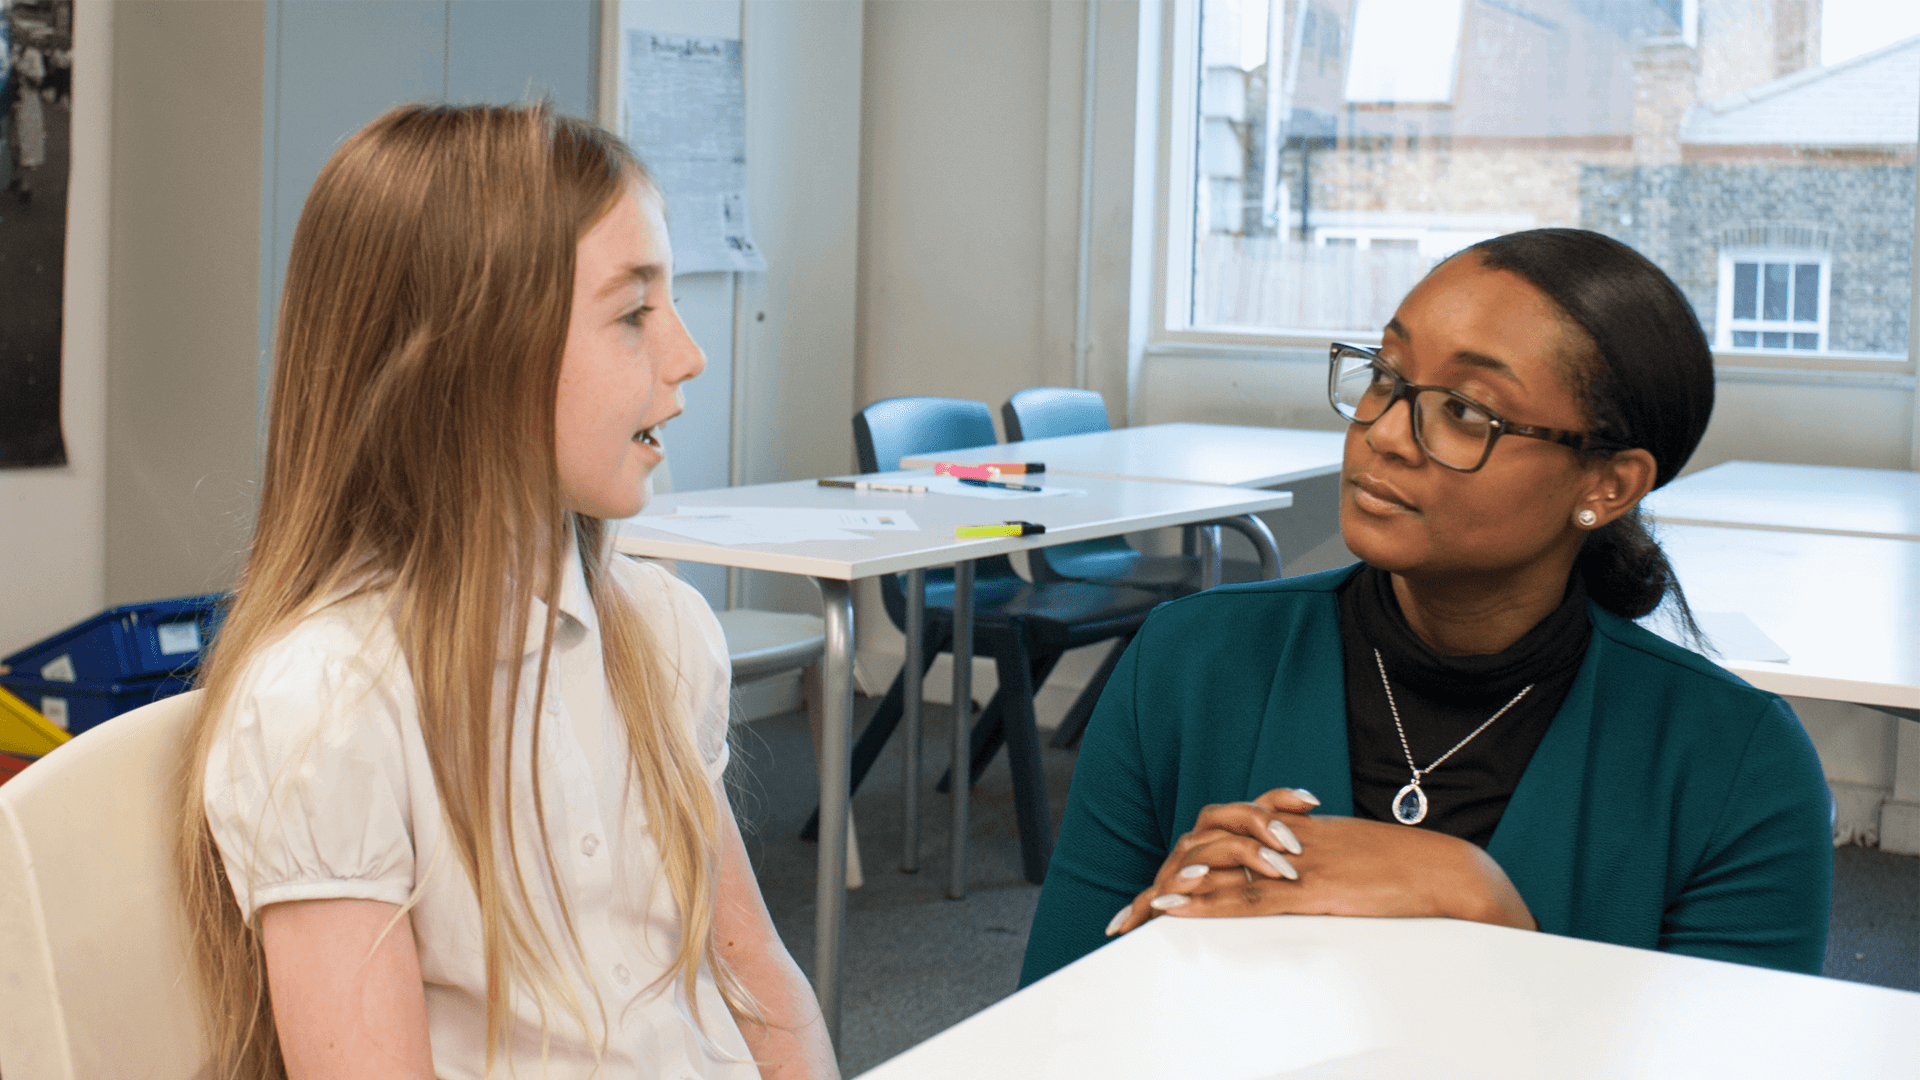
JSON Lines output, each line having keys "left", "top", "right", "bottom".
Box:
{"left": 0, "top": 684, "right": 72, "bottom": 757}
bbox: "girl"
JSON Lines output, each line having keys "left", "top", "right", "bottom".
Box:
{"left": 1023, "top": 229, "right": 1832, "bottom": 984}
{"left": 177, "top": 103, "right": 836, "bottom": 1079}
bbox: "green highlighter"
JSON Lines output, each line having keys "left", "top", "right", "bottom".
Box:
{"left": 954, "top": 521, "right": 1048, "bottom": 539}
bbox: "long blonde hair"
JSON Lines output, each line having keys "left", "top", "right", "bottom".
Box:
{"left": 176, "top": 103, "right": 745, "bottom": 1078}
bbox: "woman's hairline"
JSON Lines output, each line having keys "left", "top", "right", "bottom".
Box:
{"left": 1426, "top": 246, "right": 1617, "bottom": 440}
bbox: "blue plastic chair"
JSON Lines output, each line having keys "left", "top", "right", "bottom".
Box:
{"left": 800, "top": 396, "right": 1164, "bottom": 884}
{"left": 1004, "top": 389, "right": 1273, "bottom": 748}
{"left": 1002, "top": 388, "right": 1200, "bottom": 588}
{"left": 1004, "top": 388, "right": 1266, "bottom": 589}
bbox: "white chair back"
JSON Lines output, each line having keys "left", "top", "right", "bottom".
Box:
{"left": 0, "top": 690, "right": 211, "bottom": 1080}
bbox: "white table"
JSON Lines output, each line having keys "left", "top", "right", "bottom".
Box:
{"left": 858, "top": 915, "right": 1918, "bottom": 1079}
{"left": 899, "top": 422, "right": 1348, "bottom": 489}
{"left": 1648, "top": 524, "right": 1920, "bottom": 715}
{"left": 616, "top": 473, "right": 1293, "bottom": 1046}
{"left": 1645, "top": 460, "right": 1920, "bottom": 541}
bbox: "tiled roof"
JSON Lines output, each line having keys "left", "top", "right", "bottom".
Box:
{"left": 1680, "top": 34, "right": 1919, "bottom": 147}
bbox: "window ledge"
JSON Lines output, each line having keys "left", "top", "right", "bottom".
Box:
{"left": 1144, "top": 337, "right": 1917, "bottom": 389}
{"left": 1714, "top": 365, "right": 1916, "bottom": 390}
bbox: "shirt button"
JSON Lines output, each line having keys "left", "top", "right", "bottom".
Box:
{"left": 581, "top": 834, "right": 600, "bottom": 856}
{"left": 612, "top": 963, "right": 630, "bottom": 985}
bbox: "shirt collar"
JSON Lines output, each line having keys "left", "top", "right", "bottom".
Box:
{"left": 524, "top": 531, "right": 598, "bottom": 658}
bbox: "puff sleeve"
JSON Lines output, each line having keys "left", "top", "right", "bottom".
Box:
{"left": 202, "top": 632, "right": 418, "bottom": 921}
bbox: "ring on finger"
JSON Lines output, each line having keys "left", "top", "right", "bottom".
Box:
{"left": 1242, "top": 866, "right": 1253, "bottom": 884}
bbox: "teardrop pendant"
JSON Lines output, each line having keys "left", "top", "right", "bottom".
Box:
{"left": 1392, "top": 781, "right": 1428, "bottom": 825}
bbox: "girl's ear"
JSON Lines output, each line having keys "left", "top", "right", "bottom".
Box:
{"left": 1580, "top": 447, "right": 1658, "bottom": 529}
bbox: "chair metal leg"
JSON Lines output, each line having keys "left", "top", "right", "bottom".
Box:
{"left": 994, "top": 646, "right": 1054, "bottom": 884}
{"left": 934, "top": 646, "right": 1061, "bottom": 791}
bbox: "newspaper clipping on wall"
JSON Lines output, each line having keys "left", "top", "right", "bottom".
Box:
{"left": 623, "top": 30, "right": 765, "bottom": 276}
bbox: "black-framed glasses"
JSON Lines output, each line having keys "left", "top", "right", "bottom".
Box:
{"left": 1327, "top": 343, "right": 1630, "bottom": 473}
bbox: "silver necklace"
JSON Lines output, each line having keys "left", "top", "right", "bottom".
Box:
{"left": 1374, "top": 648, "right": 1534, "bottom": 826}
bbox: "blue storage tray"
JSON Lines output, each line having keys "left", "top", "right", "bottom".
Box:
{"left": 1, "top": 594, "right": 227, "bottom": 684}
{"left": 0, "top": 673, "right": 196, "bottom": 737}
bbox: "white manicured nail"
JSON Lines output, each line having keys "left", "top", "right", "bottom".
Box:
{"left": 1293, "top": 788, "right": 1321, "bottom": 807}
{"left": 1176, "top": 863, "right": 1209, "bottom": 881}
{"left": 1261, "top": 848, "right": 1299, "bottom": 880}
{"left": 1149, "top": 893, "right": 1190, "bottom": 911}
{"left": 1105, "top": 904, "right": 1131, "bottom": 936}
{"left": 1267, "top": 819, "right": 1302, "bottom": 855}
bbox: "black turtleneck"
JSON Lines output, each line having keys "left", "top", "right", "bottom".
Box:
{"left": 1338, "top": 564, "right": 1592, "bottom": 848}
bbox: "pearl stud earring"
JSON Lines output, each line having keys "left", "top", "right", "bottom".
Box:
{"left": 1576, "top": 508, "right": 1599, "bottom": 527}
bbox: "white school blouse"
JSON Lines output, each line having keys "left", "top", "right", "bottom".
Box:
{"left": 203, "top": 545, "right": 760, "bottom": 1080}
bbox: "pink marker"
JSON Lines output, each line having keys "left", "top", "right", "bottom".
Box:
{"left": 934, "top": 462, "right": 1046, "bottom": 480}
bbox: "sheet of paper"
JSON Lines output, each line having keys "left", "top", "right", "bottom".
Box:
{"left": 1693, "top": 611, "right": 1791, "bottom": 663}
{"left": 628, "top": 506, "right": 921, "bottom": 547}
{"left": 673, "top": 506, "right": 920, "bottom": 532}
{"left": 632, "top": 513, "right": 866, "bottom": 546}
{"left": 925, "top": 476, "right": 1084, "bottom": 500}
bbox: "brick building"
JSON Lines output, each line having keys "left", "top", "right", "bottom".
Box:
{"left": 1196, "top": 0, "right": 1914, "bottom": 354}
{"left": 1583, "top": 35, "right": 1917, "bottom": 356}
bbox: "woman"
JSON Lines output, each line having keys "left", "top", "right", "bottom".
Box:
{"left": 1020, "top": 229, "right": 1831, "bottom": 986}
{"left": 179, "top": 104, "right": 835, "bottom": 1079}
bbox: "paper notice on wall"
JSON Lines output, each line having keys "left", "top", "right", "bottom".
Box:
{"left": 624, "top": 31, "right": 766, "bottom": 274}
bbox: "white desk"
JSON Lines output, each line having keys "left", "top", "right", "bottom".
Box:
{"left": 858, "top": 915, "right": 1918, "bottom": 1079}
{"left": 1645, "top": 460, "right": 1920, "bottom": 541}
{"left": 899, "top": 422, "right": 1348, "bottom": 489}
{"left": 616, "top": 473, "right": 1293, "bottom": 1046}
{"left": 1648, "top": 524, "right": 1920, "bottom": 714}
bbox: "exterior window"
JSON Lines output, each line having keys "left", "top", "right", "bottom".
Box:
{"left": 1717, "top": 247, "right": 1829, "bottom": 352}
{"left": 1176, "top": 0, "right": 1917, "bottom": 363}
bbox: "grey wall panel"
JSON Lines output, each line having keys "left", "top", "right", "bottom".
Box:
{"left": 260, "top": 0, "right": 446, "bottom": 368}
{"left": 261, "top": 0, "right": 596, "bottom": 382}
{"left": 447, "top": 0, "right": 596, "bottom": 117}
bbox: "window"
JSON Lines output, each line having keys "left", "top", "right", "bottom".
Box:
{"left": 1165, "top": 0, "right": 1918, "bottom": 367}
{"left": 1716, "top": 244, "right": 1830, "bottom": 352}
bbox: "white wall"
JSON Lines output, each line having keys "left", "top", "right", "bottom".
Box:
{"left": 0, "top": 1, "right": 111, "bottom": 657}
{"left": 848, "top": 0, "right": 1146, "bottom": 709}
{"left": 850, "top": 0, "right": 1053, "bottom": 702}
{"left": 856, "top": 0, "right": 1056, "bottom": 413}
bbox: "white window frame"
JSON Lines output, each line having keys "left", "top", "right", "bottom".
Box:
{"left": 1146, "top": 0, "right": 1918, "bottom": 375}
{"left": 1715, "top": 247, "right": 1831, "bottom": 354}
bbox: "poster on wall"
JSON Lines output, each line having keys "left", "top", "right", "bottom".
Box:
{"left": 0, "top": 0, "right": 71, "bottom": 469}
{"left": 623, "top": 31, "right": 765, "bottom": 275}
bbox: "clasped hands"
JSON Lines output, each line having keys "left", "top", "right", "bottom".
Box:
{"left": 1105, "top": 788, "right": 1537, "bottom": 938}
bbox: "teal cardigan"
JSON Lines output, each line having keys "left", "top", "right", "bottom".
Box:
{"left": 1021, "top": 566, "right": 1833, "bottom": 984}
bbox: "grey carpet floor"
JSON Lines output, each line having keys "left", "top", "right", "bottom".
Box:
{"left": 725, "top": 700, "right": 1919, "bottom": 1077}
